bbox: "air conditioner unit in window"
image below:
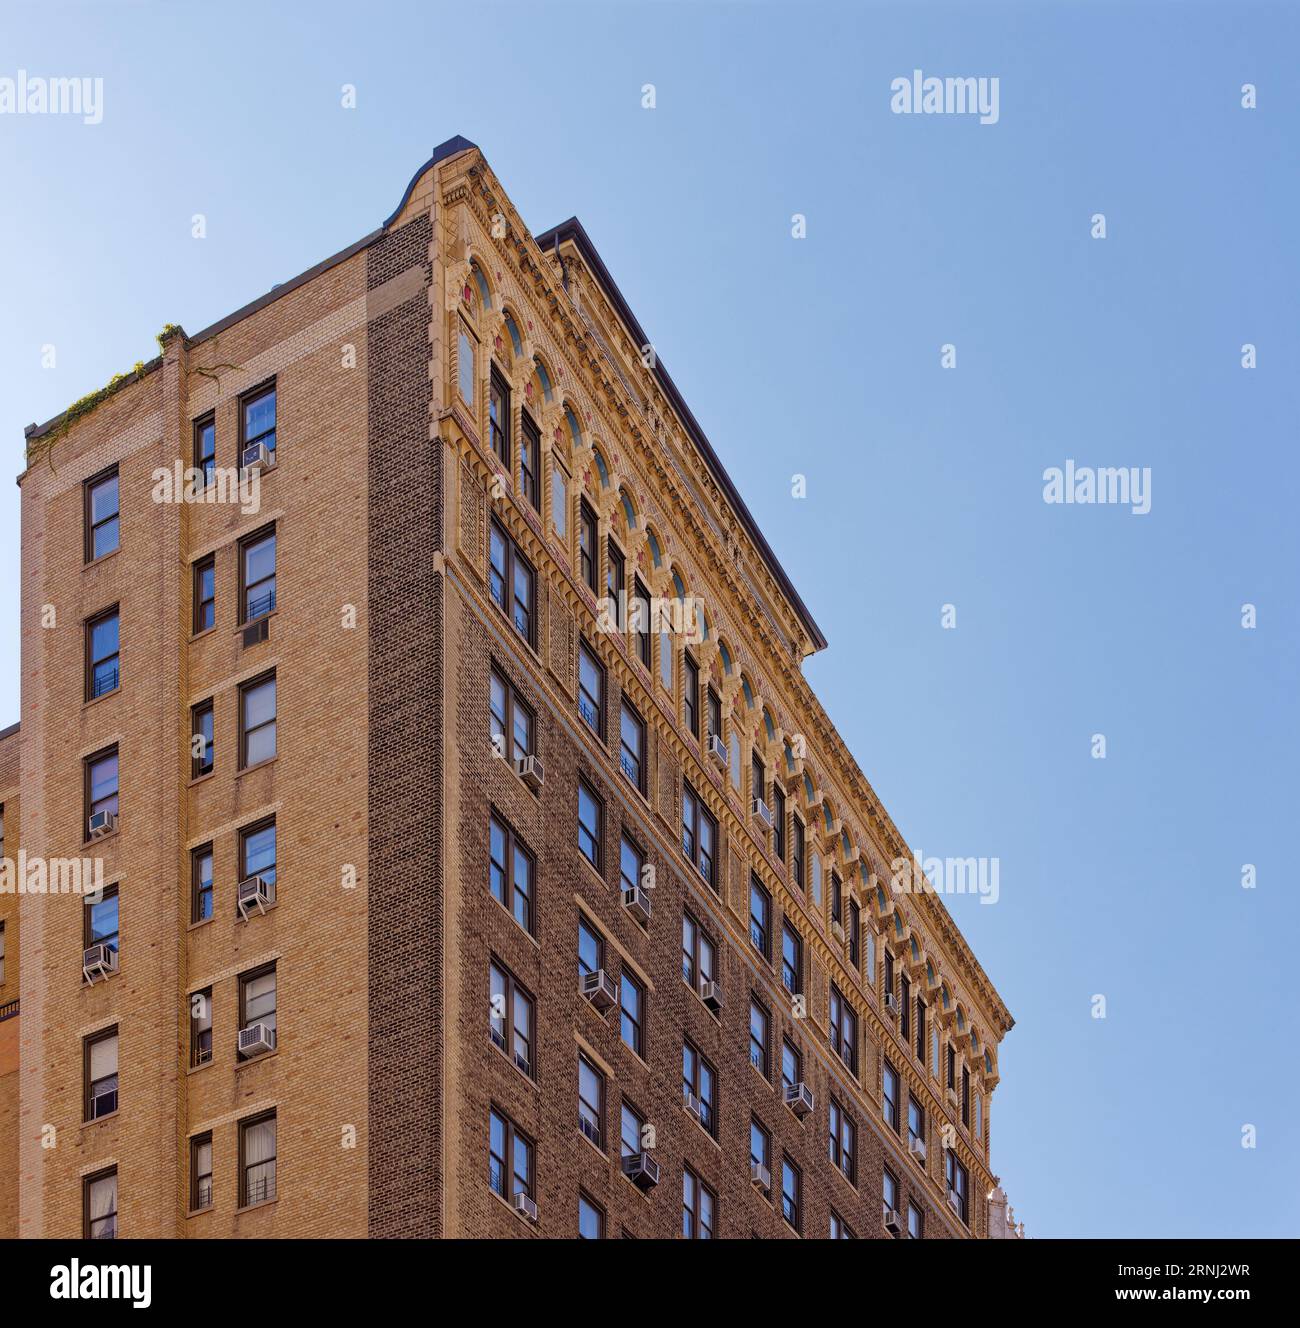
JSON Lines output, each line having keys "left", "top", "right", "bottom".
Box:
{"left": 237, "top": 875, "right": 275, "bottom": 918}
{"left": 242, "top": 617, "right": 270, "bottom": 649}
{"left": 698, "top": 979, "right": 724, "bottom": 1013}
{"left": 622, "top": 884, "right": 652, "bottom": 926}
{"left": 580, "top": 968, "right": 618, "bottom": 1013}
{"left": 752, "top": 797, "right": 774, "bottom": 828}
{"left": 883, "top": 1208, "right": 903, "bottom": 1236}
{"left": 82, "top": 944, "right": 117, "bottom": 985}
{"left": 884, "top": 991, "right": 899, "bottom": 1016}
{"left": 707, "top": 734, "right": 728, "bottom": 770}
{"left": 237, "top": 1022, "right": 276, "bottom": 1058}
{"left": 241, "top": 442, "right": 272, "bottom": 475}
{"left": 784, "top": 1081, "right": 815, "bottom": 1119}
{"left": 623, "top": 1152, "right": 660, "bottom": 1191}
{"left": 87, "top": 810, "right": 117, "bottom": 840}
{"left": 683, "top": 1091, "right": 705, "bottom": 1123}
{"left": 909, "top": 1136, "right": 928, "bottom": 1164}
{"left": 513, "top": 1192, "right": 538, "bottom": 1222}
{"left": 749, "top": 1161, "right": 771, "bottom": 1191}
{"left": 515, "top": 754, "right": 544, "bottom": 792}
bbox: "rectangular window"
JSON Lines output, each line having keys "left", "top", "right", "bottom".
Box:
{"left": 577, "top": 778, "right": 603, "bottom": 871}
{"left": 190, "top": 986, "right": 213, "bottom": 1068}
{"left": 683, "top": 655, "right": 699, "bottom": 738}
{"left": 658, "top": 626, "right": 673, "bottom": 691}
{"left": 191, "top": 701, "right": 214, "bottom": 780}
{"left": 883, "top": 1168, "right": 899, "bottom": 1225}
{"left": 193, "top": 555, "right": 215, "bottom": 633}
{"left": 489, "top": 668, "right": 534, "bottom": 765}
{"left": 831, "top": 1211, "right": 856, "bottom": 1240}
{"left": 86, "top": 608, "right": 120, "bottom": 700}
{"left": 0, "top": 920, "right": 5, "bottom": 986}
{"left": 489, "top": 521, "right": 535, "bottom": 645}
{"left": 619, "top": 834, "right": 645, "bottom": 900}
{"left": 751, "top": 753, "right": 765, "bottom": 809}
{"left": 84, "top": 1027, "right": 119, "bottom": 1120}
{"left": 908, "top": 1202, "right": 924, "bottom": 1239}
{"left": 901, "top": 974, "right": 912, "bottom": 1041}
{"left": 239, "top": 672, "right": 276, "bottom": 767}
{"left": 193, "top": 414, "right": 216, "bottom": 488}
{"left": 848, "top": 897, "right": 860, "bottom": 966}
{"left": 578, "top": 501, "right": 598, "bottom": 593}
{"left": 241, "top": 383, "right": 277, "bottom": 466}
{"left": 632, "top": 578, "right": 651, "bottom": 667}
{"left": 490, "top": 960, "right": 535, "bottom": 1078}
{"left": 578, "top": 1192, "right": 605, "bottom": 1239}
{"left": 829, "top": 985, "right": 858, "bottom": 1075}
{"left": 85, "top": 468, "right": 120, "bottom": 562}
{"left": 458, "top": 329, "right": 475, "bottom": 407}
{"left": 750, "top": 1118, "right": 771, "bottom": 1192}
{"left": 781, "top": 1157, "right": 801, "bottom": 1232}
{"left": 520, "top": 412, "right": 540, "bottom": 508}
{"left": 829, "top": 1098, "right": 856, "bottom": 1183}
{"left": 489, "top": 1107, "right": 534, "bottom": 1201}
{"left": 748, "top": 876, "right": 771, "bottom": 959}
{"left": 831, "top": 872, "right": 842, "bottom": 925}
{"left": 577, "top": 914, "right": 604, "bottom": 980}
{"left": 620, "top": 969, "right": 645, "bottom": 1057}
{"left": 706, "top": 686, "right": 721, "bottom": 744}
{"left": 917, "top": 999, "right": 927, "bottom": 1061}
{"left": 489, "top": 812, "right": 533, "bottom": 934}
{"left": 781, "top": 922, "right": 802, "bottom": 995}
{"left": 947, "top": 1044, "right": 956, "bottom": 1091}
{"left": 607, "top": 539, "right": 625, "bottom": 629}
{"left": 489, "top": 369, "right": 510, "bottom": 467}
{"left": 239, "top": 527, "right": 276, "bottom": 623}
{"left": 551, "top": 458, "right": 569, "bottom": 537}
{"left": 681, "top": 783, "right": 716, "bottom": 887}
{"left": 885, "top": 949, "right": 896, "bottom": 1004}
{"left": 683, "top": 1168, "right": 715, "bottom": 1239}
{"left": 84, "top": 1168, "right": 117, "bottom": 1239}
{"left": 191, "top": 1133, "right": 213, "bottom": 1211}
{"left": 883, "top": 1060, "right": 901, "bottom": 1133}
{"left": 239, "top": 1111, "right": 277, "bottom": 1207}
{"left": 239, "top": 817, "right": 277, "bottom": 888}
{"left": 962, "top": 1065, "right": 971, "bottom": 1127}
{"left": 621, "top": 1101, "right": 646, "bottom": 1160}
{"left": 84, "top": 882, "right": 119, "bottom": 956}
{"left": 791, "top": 817, "right": 805, "bottom": 889}
{"left": 578, "top": 1055, "right": 605, "bottom": 1149}
{"left": 748, "top": 997, "right": 770, "bottom": 1078}
{"left": 908, "top": 1095, "right": 925, "bottom": 1153}
{"left": 191, "top": 845, "right": 213, "bottom": 923}
{"left": 619, "top": 701, "right": 646, "bottom": 793}
{"left": 239, "top": 964, "right": 277, "bottom": 1044}
{"left": 781, "top": 1039, "right": 801, "bottom": 1094}
{"left": 682, "top": 1040, "right": 717, "bottom": 1135}
{"left": 772, "top": 785, "right": 786, "bottom": 861}
{"left": 577, "top": 641, "right": 605, "bottom": 737}
{"left": 946, "top": 1151, "right": 969, "bottom": 1225}
{"left": 680, "top": 912, "right": 716, "bottom": 990}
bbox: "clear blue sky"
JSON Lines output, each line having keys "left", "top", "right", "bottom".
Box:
{"left": 1, "top": 0, "right": 1296, "bottom": 1238}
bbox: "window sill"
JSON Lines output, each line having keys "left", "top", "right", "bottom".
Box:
{"left": 186, "top": 914, "right": 214, "bottom": 933}
{"left": 81, "top": 1110, "right": 119, "bottom": 1129}
{"left": 234, "top": 607, "right": 280, "bottom": 637}
{"left": 489, "top": 1188, "right": 536, "bottom": 1228}
{"left": 236, "top": 756, "right": 278, "bottom": 779}
{"left": 82, "top": 687, "right": 120, "bottom": 710}
{"left": 189, "top": 626, "right": 217, "bottom": 644}
{"left": 187, "top": 770, "right": 215, "bottom": 789}
{"left": 681, "top": 1104, "right": 721, "bottom": 1150}
{"left": 577, "top": 852, "right": 606, "bottom": 890}
{"left": 234, "top": 1197, "right": 277, "bottom": 1217}
{"left": 81, "top": 829, "right": 120, "bottom": 850}
{"left": 185, "top": 1204, "right": 214, "bottom": 1219}
{"left": 235, "top": 901, "right": 277, "bottom": 925}
{"left": 84, "top": 549, "right": 120, "bottom": 571}
{"left": 578, "top": 1130, "right": 608, "bottom": 1163}
{"left": 81, "top": 969, "right": 119, "bottom": 988}
{"left": 185, "top": 1058, "right": 215, "bottom": 1077}
{"left": 490, "top": 1038, "right": 538, "bottom": 1089}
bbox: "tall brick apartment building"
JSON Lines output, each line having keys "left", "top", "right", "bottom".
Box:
{"left": 1, "top": 136, "right": 1014, "bottom": 1240}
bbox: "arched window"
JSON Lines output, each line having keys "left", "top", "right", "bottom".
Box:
{"left": 742, "top": 677, "right": 755, "bottom": 708}
{"left": 645, "top": 527, "right": 663, "bottom": 568}
{"left": 619, "top": 490, "right": 637, "bottom": 531}
{"left": 503, "top": 310, "right": 523, "bottom": 356}
{"left": 589, "top": 442, "right": 609, "bottom": 487}
{"left": 531, "top": 358, "right": 554, "bottom": 404}
{"left": 718, "top": 642, "right": 733, "bottom": 675}
{"left": 764, "top": 710, "right": 776, "bottom": 742}
{"left": 470, "top": 262, "right": 492, "bottom": 313}
{"left": 784, "top": 741, "right": 795, "bottom": 772}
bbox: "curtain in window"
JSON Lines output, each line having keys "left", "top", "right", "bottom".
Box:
{"left": 244, "top": 1117, "right": 276, "bottom": 1203}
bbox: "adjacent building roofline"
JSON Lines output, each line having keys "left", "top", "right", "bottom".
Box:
{"left": 0, "top": 721, "right": 19, "bottom": 742}
{"left": 535, "top": 215, "right": 828, "bottom": 655}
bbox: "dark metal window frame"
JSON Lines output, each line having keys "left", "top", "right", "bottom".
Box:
{"left": 681, "top": 781, "right": 717, "bottom": 888}
{"left": 489, "top": 1105, "right": 534, "bottom": 1202}
{"left": 238, "top": 524, "right": 277, "bottom": 625}
{"left": 489, "top": 957, "right": 536, "bottom": 1079}
{"left": 683, "top": 654, "right": 700, "bottom": 738}
{"left": 618, "top": 698, "right": 646, "bottom": 794}
{"left": 577, "top": 639, "right": 605, "bottom": 739}
{"left": 748, "top": 994, "right": 771, "bottom": 1078}
{"left": 489, "top": 666, "right": 535, "bottom": 765}
{"left": 83, "top": 466, "right": 119, "bottom": 563}
{"left": 239, "top": 380, "right": 277, "bottom": 464}
{"left": 192, "top": 554, "right": 216, "bottom": 634}
{"left": 488, "top": 519, "right": 536, "bottom": 647}
{"left": 190, "top": 1131, "right": 214, "bottom": 1210}
{"left": 84, "top": 605, "right": 120, "bottom": 701}
{"left": 489, "top": 366, "right": 511, "bottom": 468}
{"left": 237, "top": 670, "right": 277, "bottom": 769}
{"left": 193, "top": 412, "right": 216, "bottom": 487}
{"left": 829, "top": 983, "right": 859, "bottom": 1075}
{"left": 578, "top": 501, "right": 598, "bottom": 593}
{"left": 190, "top": 843, "right": 214, "bottom": 924}
{"left": 83, "top": 1025, "right": 118, "bottom": 1121}
{"left": 238, "top": 1108, "right": 277, "bottom": 1208}
{"left": 83, "top": 744, "right": 119, "bottom": 835}
{"left": 489, "top": 810, "right": 534, "bottom": 935}
{"left": 577, "top": 777, "right": 604, "bottom": 871}
{"left": 520, "top": 410, "right": 540, "bottom": 509}
{"left": 82, "top": 1166, "right": 117, "bottom": 1239}
{"left": 748, "top": 875, "right": 772, "bottom": 960}
{"left": 191, "top": 700, "right": 214, "bottom": 780}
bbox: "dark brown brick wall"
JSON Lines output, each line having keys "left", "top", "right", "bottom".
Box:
{"left": 449, "top": 586, "right": 949, "bottom": 1239}
{"left": 366, "top": 215, "right": 441, "bottom": 1238}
